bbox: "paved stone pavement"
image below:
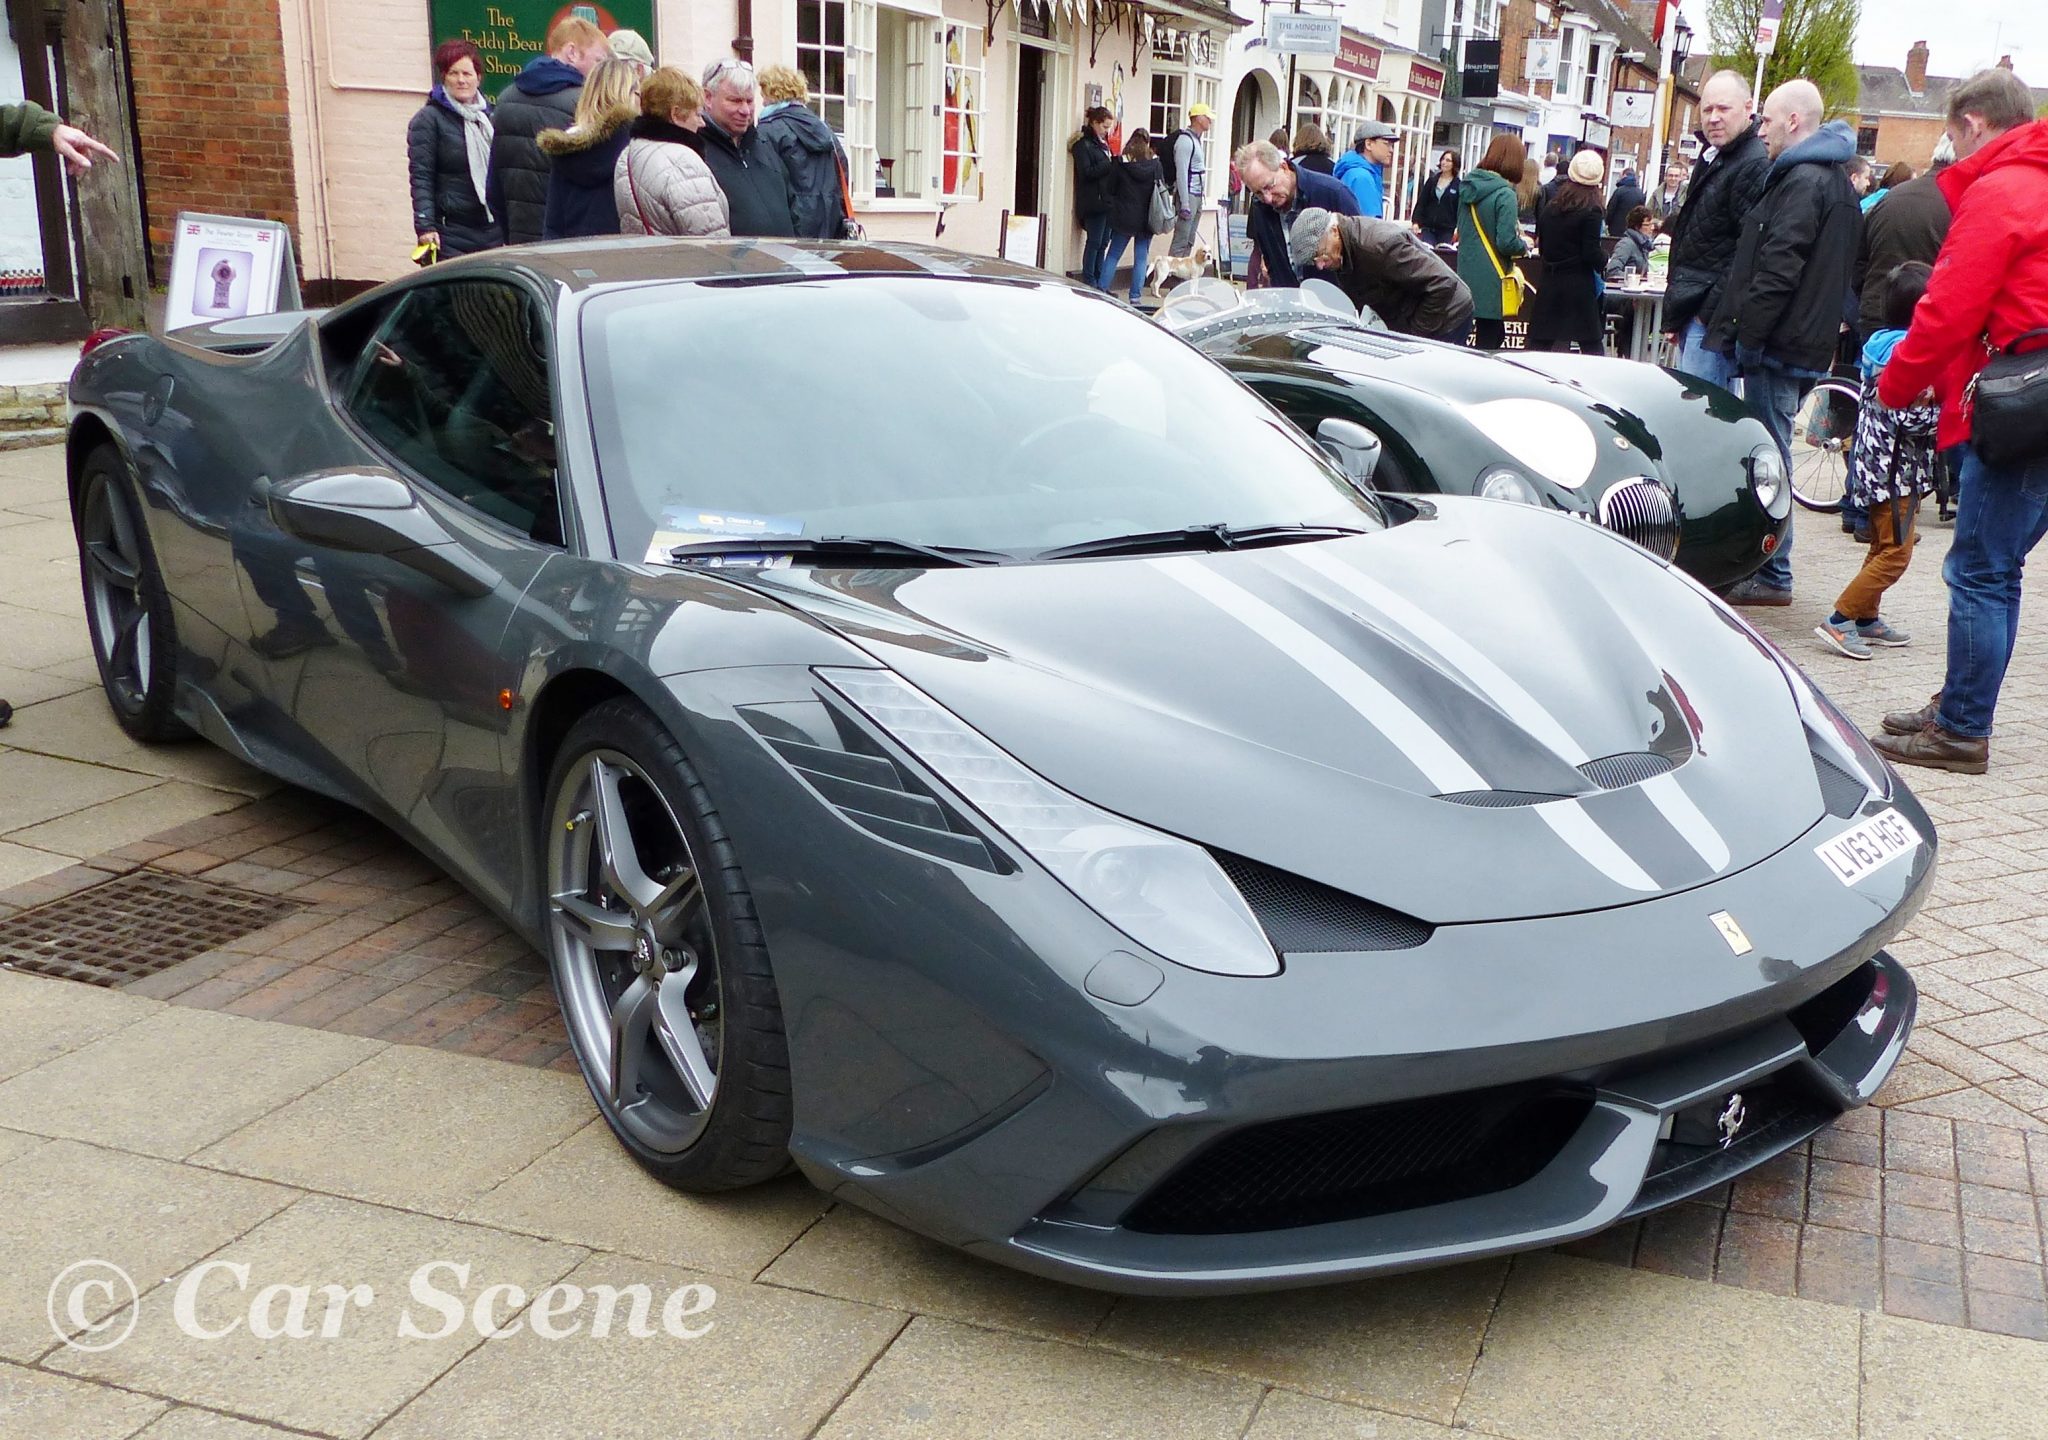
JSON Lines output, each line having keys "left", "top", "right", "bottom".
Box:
{"left": 3, "top": 441, "right": 2048, "bottom": 1435}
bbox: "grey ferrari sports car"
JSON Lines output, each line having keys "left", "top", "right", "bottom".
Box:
{"left": 66, "top": 239, "right": 1930, "bottom": 1295}
{"left": 1159, "top": 283, "right": 1793, "bottom": 591}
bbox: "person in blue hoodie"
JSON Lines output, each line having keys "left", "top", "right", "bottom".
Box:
{"left": 1708, "top": 79, "right": 1862, "bottom": 607}
{"left": 486, "top": 16, "right": 610, "bottom": 246}
{"left": 1332, "top": 121, "right": 1397, "bottom": 217}
{"left": 1813, "top": 262, "right": 1937, "bottom": 660}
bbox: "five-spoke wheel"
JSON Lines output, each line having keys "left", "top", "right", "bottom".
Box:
{"left": 74, "top": 446, "right": 186, "bottom": 740}
{"left": 543, "top": 701, "right": 791, "bottom": 1189}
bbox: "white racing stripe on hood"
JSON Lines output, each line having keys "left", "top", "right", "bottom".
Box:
{"left": 1292, "top": 548, "right": 1729, "bottom": 875}
{"left": 1149, "top": 556, "right": 1487, "bottom": 793}
{"left": 1532, "top": 799, "right": 1660, "bottom": 891}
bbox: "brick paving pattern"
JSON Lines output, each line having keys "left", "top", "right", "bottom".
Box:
{"left": 2, "top": 501, "right": 2046, "bottom": 1342}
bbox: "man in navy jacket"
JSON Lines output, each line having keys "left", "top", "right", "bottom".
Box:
{"left": 1235, "top": 140, "right": 1361, "bottom": 287}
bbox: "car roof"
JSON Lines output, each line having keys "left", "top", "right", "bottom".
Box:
{"left": 443, "top": 236, "right": 1065, "bottom": 294}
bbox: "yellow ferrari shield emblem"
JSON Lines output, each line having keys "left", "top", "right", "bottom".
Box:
{"left": 1709, "top": 911, "right": 1752, "bottom": 955}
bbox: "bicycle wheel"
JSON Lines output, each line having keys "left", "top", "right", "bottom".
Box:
{"left": 1790, "top": 379, "right": 1861, "bottom": 513}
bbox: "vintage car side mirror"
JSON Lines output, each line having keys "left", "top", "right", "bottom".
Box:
{"left": 1315, "top": 417, "right": 1383, "bottom": 491}
{"left": 265, "top": 468, "right": 500, "bottom": 598}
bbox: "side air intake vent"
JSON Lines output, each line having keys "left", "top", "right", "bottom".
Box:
{"left": 741, "top": 702, "right": 1010, "bottom": 873}
{"left": 1437, "top": 789, "right": 1567, "bottom": 808}
{"left": 1211, "top": 851, "right": 1433, "bottom": 952}
{"left": 1578, "top": 751, "right": 1676, "bottom": 789}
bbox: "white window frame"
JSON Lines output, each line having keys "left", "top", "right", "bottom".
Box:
{"left": 940, "top": 20, "right": 984, "bottom": 199}
{"left": 796, "top": 0, "right": 852, "bottom": 136}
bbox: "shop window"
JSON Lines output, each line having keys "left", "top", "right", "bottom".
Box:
{"left": 874, "top": 7, "right": 929, "bottom": 199}
{"left": 941, "top": 23, "right": 983, "bottom": 197}
{"left": 796, "top": 0, "right": 849, "bottom": 133}
{"left": 1297, "top": 75, "right": 1325, "bottom": 138}
{"left": 1150, "top": 70, "right": 1185, "bottom": 140}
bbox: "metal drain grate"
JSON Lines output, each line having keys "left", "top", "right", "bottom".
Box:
{"left": 0, "top": 870, "right": 303, "bottom": 986}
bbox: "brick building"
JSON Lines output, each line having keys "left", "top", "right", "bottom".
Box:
{"left": 1852, "top": 43, "right": 2048, "bottom": 172}
{"left": 124, "top": 0, "right": 300, "bottom": 281}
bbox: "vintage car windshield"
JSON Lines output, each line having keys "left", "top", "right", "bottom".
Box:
{"left": 581, "top": 276, "right": 1380, "bottom": 563}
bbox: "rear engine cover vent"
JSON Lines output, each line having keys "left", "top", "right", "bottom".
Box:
{"left": 741, "top": 701, "right": 1010, "bottom": 874}
{"left": 1211, "top": 851, "right": 1433, "bottom": 953}
{"left": 0, "top": 870, "right": 302, "bottom": 987}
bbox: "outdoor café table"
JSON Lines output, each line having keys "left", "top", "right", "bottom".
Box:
{"left": 1620, "top": 283, "right": 1668, "bottom": 364}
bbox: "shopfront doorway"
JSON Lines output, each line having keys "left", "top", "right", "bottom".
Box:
{"left": 1013, "top": 42, "right": 1047, "bottom": 216}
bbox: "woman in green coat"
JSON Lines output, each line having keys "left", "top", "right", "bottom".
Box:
{"left": 1456, "top": 134, "right": 1529, "bottom": 351}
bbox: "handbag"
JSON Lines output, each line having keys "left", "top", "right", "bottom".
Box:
{"left": 1968, "top": 328, "right": 2048, "bottom": 466}
{"left": 1473, "top": 211, "right": 1531, "bottom": 318}
{"left": 1148, "top": 178, "right": 1177, "bottom": 235}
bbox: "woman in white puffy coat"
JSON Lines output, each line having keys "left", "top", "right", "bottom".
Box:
{"left": 614, "top": 68, "right": 731, "bottom": 238}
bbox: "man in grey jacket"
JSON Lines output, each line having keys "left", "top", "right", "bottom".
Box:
{"left": 1289, "top": 207, "right": 1473, "bottom": 342}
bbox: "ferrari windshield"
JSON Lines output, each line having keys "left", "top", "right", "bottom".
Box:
{"left": 581, "top": 276, "right": 1380, "bottom": 563}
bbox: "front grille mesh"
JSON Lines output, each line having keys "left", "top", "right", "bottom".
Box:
{"left": 1812, "top": 751, "right": 1869, "bottom": 818}
{"left": 1212, "top": 851, "right": 1433, "bottom": 953}
{"left": 1597, "top": 478, "right": 1681, "bottom": 562}
{"left": 1124, "top": 1085, "right": 1593, "bottom": 1234}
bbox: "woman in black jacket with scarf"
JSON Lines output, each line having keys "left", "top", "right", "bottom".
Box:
{"left": 1410, "top": 149, "right": 1460, "bottom": 245}
{"left": 407, "top": 40, "right": 496, "bottom": 258}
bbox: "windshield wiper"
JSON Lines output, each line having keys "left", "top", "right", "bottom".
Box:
{"left": 666, "top": 535, "right": 1012, "bottom": 568}
{"left": 1030, "top": 522, "right": 1371, "bottom": 563}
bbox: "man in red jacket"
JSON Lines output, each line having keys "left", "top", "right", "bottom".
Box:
{"left": 1870, "top": 69, "right": 2048, "bottom": 774}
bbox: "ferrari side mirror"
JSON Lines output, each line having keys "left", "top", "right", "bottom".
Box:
{"left": 1315, "top": 417, "right": 1383, "bottom": 492}
{"left": 268, "top": 468, "right": 500, "bottom": 599}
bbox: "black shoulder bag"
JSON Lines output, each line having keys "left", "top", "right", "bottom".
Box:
{"left": 1968, "top": 328, "right": 2048, "bottom": 466}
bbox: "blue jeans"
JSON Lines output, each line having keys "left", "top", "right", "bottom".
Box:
{"left": 1081, "top": 213, "right": 1112, "bottom": 291}
{"left": 1744, "top": 362, "right": 1812, "bottom": 591}
{"left": 1100, "top": 230, "right": 1152, "bottom": 301}
{"left": 1936, "top": 447, "right": 2048, "bottom": 737}
{"left": 1677, "top": 318, "right": 1739, "bottom": 394}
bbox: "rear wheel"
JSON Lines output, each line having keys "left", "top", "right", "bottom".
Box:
{"left": 542, "top": 699, "right": 792, "bottom": 1190}
{"left": 73, "top": 445, "right": 189, "bottom": 740}
{"left": 1790, "top": 379, "right": 1860, "bottom": 513}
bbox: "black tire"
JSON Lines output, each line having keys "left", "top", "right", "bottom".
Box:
{"left": 540, "top": 698, "right": 792, "bottom": 1191}
{"left": 73, "top": 444, "right": 191, "bottom": 741}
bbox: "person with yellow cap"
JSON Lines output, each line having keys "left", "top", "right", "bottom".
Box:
{"left": 1165, "top": 103, "right": 1214, "bottom": 259}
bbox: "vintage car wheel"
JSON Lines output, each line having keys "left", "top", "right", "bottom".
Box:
{"left": 74, "top": 445, "right": 190, "bottom": 741}
{"left": 543, "top": 699, "right": 792, "bottom": 1191}
{"left": 1790, "top": 379, "right": 1860, "bottom": 513}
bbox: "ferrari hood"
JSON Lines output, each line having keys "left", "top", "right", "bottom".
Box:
{"left": 737, "top": 501, "right": 1859, "bottom": 924}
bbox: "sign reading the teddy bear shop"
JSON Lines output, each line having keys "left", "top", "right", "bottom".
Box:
{"left": 427, "top": 0, "right": 656, "bottom": 93}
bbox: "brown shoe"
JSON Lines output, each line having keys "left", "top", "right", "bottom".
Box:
{"left": 1880, "top": 693, "right": 1941, "bottom": 736}
{"left": 1871, "top": 723, "right": 1989, "bottom": 775}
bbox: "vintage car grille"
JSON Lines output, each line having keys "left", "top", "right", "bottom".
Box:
{"left": 1124, "top": 1085, "right": 1593, "bottom": 1234}
{"left": 1211, "top": 851, "right": 1434, "bottom": 952}
{"left": 1596, "top": 478, "right": 1681, "bottom": 562}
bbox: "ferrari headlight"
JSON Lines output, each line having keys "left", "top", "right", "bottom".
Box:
{"left": 1477, "top": 466, "right": 1541, "bottom": 505}
{"left": 820, "top": 668, "right": 1278, "bottom": 977}
{"left": 1747, "top": 444, "right": 1791, "bottom": 519}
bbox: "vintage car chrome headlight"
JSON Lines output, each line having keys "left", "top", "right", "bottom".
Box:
{"left": 1477, "top": 466, "right": 1541, "bottom": 505}
{"left": 1747, "top": 444, "right": 1791, "bottom": 519}
{"left": 820, "top": 668, "right": 1279, "bottom": 977}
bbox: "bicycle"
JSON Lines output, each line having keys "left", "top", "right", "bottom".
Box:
{"left": 1790, "top": 377, "right": 1862, "bottom": 512}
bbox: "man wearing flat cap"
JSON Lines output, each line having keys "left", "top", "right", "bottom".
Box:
{"left": 1288, "top": 207, "right": 1473, "bottom": 343}
{"left": 1335, "top": 120, "right": 1399, "bottom": 217}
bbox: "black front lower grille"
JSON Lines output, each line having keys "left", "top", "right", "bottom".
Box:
{"left": 1123, "top": 1085, "right": 1593, "bottom": 1234}
{"left": 1211, "top": 851, "right": 1433, "bottom": 953}
{"left": 1811, "top": 750, "right": 1870, "bottom": 819}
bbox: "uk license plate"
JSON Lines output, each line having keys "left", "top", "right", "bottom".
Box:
{"left": 1814, "top": 808, "right": 1922, "bottom": 886}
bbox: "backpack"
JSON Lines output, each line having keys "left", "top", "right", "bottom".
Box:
{"left": 1149, "top": 177, "right": 1177, "bottom": 234}
{"left": 1162, "top": 129, "right": 1194, "bottom": 199}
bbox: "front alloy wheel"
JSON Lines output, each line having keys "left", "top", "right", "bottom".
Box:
{"left": 543, "top": 701, "right": 790, "bottom": 1189}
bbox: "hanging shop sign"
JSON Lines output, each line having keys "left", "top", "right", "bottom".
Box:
{"left": 1334, "top": 32, "right": 1382, "bottom": 81}
{"left": 428, "top": 0, "right": 657, "bottom": 92}
{"left": 1461, "top": 38, "right": 1500, "bottom": 99}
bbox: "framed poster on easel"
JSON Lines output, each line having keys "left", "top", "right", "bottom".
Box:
{"left": 998, "top": 210, "right": 1047, "bottom": 270}
{"left": 163, "top": 213, "right": 302, "bottom": 332}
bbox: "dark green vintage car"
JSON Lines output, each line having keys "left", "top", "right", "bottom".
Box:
{"left": 1161, "top": 285, "right": 1792, "bottom": 591}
